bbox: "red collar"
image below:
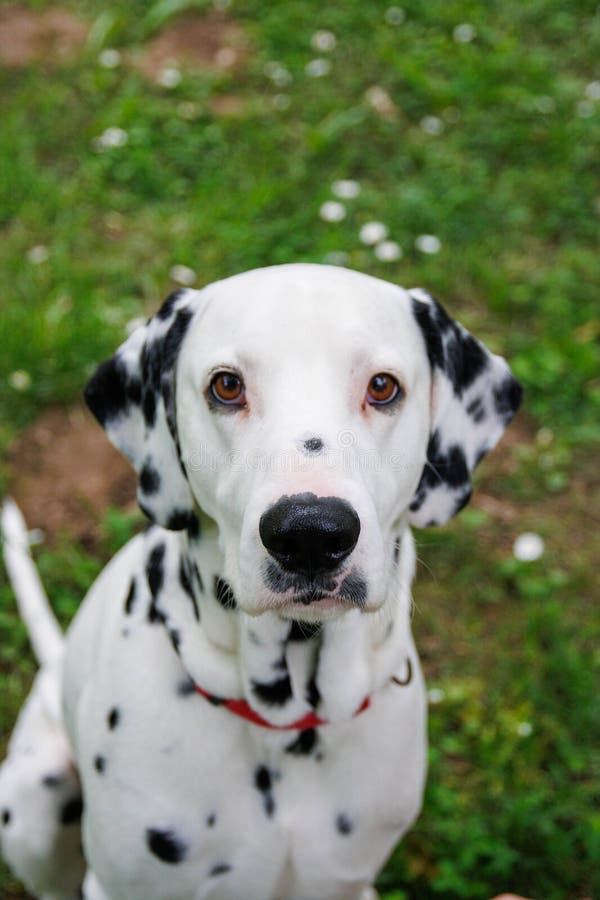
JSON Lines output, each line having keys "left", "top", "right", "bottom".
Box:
{"left": 194, "top": 683, "right": 371, "bottom": 730}
{"left": 193, "top": 657, "right": 412, "bottom": 730}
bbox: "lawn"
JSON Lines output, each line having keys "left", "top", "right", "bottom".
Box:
{"left": 1, "top": 1, "right": 599, "bottom": 898}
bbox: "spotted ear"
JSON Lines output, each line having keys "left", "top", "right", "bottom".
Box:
{"left": 84, "top": 290, "right": 200, "bottom": 531}
{"left": 408, "top": 289, "right": 522, "bottom": 527}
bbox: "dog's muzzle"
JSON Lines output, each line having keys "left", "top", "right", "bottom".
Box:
{"left": 259, "top": 492, "right": 360, "bottom": 578}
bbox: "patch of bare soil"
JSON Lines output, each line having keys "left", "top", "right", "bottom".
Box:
{"left": 0, "top": 6, "right": 88, "bottom": 68}
{"left": 132, "top": 10, "right": 250, "bottom": 81}
{"left": 7, "top": 406, "right": 136, "bottom": 548}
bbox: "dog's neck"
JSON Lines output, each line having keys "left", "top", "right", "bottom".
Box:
{"left": 155, "top": 514, "right": 417, "bottom": 728}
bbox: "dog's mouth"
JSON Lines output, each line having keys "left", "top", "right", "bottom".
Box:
{"left": 291, "top": 590, "right": 344, "bottom": 608}
{"left": 262, "top": 559, "right": 368, "bottom": 613}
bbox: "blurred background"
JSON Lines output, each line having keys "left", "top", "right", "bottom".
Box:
{"left": 0, "top": 1, "right": 598, "bottom": 898}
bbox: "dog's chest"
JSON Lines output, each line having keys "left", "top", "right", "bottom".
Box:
{"left": 67, "top": 603, "right": 425, "bottom": 900}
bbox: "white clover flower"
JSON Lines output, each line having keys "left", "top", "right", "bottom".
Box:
{"left": 415, "top": 234, "right": 441, "bottom": 254}
{"left": 443, "top": 106, "right": 461, "bottom": 123}
{"left": 331, "top": 179, "right": 361, "bottom": 199}
{"left": 93, "top": 127, "right": 128, "bottom": 150}
{"left": 375, "top": 240, "right": 402, "bottom": 262}
{"left": 577, "top": 100, "right": 595, "bottom": 118}
{"left": 359, "top": 221, "right": 388, "bottom": 245}
{"left": 9, "top": 370, "right": 31, "bottom": 391}
{"left": 535, "top": 95, "right": 556, "bottom": 114}
{"left": 517, "top": 721, "right": 533, "bottom": 738}
{"left": 125, "top": 316, "right": 147, "bottom": 335}
{"left": 320, "top": 201, "right": 346, "bottom": 222}
{"left": 158, "top": 67, "right": 182, "bottom": 88}
{"left": 104, "top": 211, "right": 124, "bottom": 234}
{"left": 385, "top": 7, "right": 406, "bottom": 25}
{"left": 323, "top": 251, "right": 350, "bottom": 266}
{"left": 535, "top": 427, "right": 554, "bottom": 448}
{"left": 215, "top": 47, "right": 237, "bottom": 68}
{"left": 538, "top": 453, "right": 554, "bottom": 471}
{"left": 365, "top": 85, "right": 396, "bottom": 117}
{"left": 99, "top": 48, "right": 122, "bottom": 68}
{"left": 305, "top": 58, "right": 331, "bottom": 78}
{"left": 513, "top": 532, "right": 544, "bottom": 562}
{"left": 170, "top": 265, "right": 197, "bottom": 286}
{"left": 311, "top": 30, "right": 336, "bottom": 52}
{"left": 453, "top": 23, "right": 476, "bottom": 43}
{"left": 264, "top": 61, "right": 293, "bottom": 86}
{"left": 420, "top": 115, "right": 444, "bottom": 135}
{"left": 177, "top": 101, "right": 199, "bottom": 120}
{"left": 585, "top": 80, "right": 600, "bottom": 100}
{"left": 27, "top": 245, "right": 49, "bottom": 264}
{"left": 427, "top": 688, "right": 445, "bottom": 705}
{"left": 273, "top": 94, "right": 291, "bottom": 111}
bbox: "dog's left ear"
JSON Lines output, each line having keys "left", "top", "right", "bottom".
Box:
{"left": 84, "top": 290, "right": 200, "bottom": 530}
{"left": 408, "top": 289, "right": 522, "bottom": 527}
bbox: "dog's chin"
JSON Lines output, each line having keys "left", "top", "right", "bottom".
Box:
{"left": 282, "top": 594, "right": 353, "bottom": 622}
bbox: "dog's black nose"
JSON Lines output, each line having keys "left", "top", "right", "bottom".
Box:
{"left": 259, "top": 493, "right": 360, "bottom": 577}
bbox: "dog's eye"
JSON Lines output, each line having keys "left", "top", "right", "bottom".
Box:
{"left": 366, "top": 373, "right": 403, "bottom": 406}
{"left": 210, "top": 372, "right": 246, "bottom": 406}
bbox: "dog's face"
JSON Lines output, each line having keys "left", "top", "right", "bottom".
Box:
{"left": 85, "top": 264, "right": 521, "bottom": 621}
{"left": 176, "top": 265, "right": 431, "bottom": 619}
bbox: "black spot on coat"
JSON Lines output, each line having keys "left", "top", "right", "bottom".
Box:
{"left": 494, "top": 375, "right": 523, "bottom": 422}
{"left": 177, "top": 676, "right": 196, "bottom": 697}
{"left": 83, "top": 356, "right": 141, "bottom": 427}
{"left": 288, "top": 621, "right": 321, "bottom": 642}
{"left": 306, "top": 676, "right": 321, "bottom": 709}
{"left": 107, "top": 707, "right": 120, "bottom": 730}
{"left": 156, "top": 289, "right": 184, "bottom": 321}
{"left": 210, "top": 862, "right": 232, "bottom": 876}
{"left": 336, "top": 812, "right": 354, "bottom": 835}
{"left": 42, "top": 773, "right": 63, "bottom": 788}
{"left": 168, "top": 627, "right": 181, "bottom": 653}
{"left": 179, "top": 557, "right": 200, "bottom": 621}
{"left": 1, "top": 809, "right": 12, "bottom": 826}
{"left": 146, "top": 827, "right": 188, "bottom": 864}
{"left": 285, "top": 728, "right": 318, "bottom": 756}
{"left": 466, "top": 397, "right": 486, "bottom": 424}
{"left": 254, "top": 765, "right": 276, "bottom": 818}
{"left": 409, "top": 431, "right": 470, "bottom": 514}
{"left": 140, "top": 461, "right": 161, "bottom": 495}
{"left": 252, "top": 676, "right": 293, "bottom": 706}
{"left": 146, "top": 543, "right": 166, "bottom": 597}
{"left": 303, "top": 437, "right": 324, "bottom": 454}
{"left": 124, "top": 578, "right": 137, "bottom": 615}
{"left": 166, "top": 509, "right": 199, "bottom": 532}
{"left": 411, "top": 294, "right": 489, "bottom": 395}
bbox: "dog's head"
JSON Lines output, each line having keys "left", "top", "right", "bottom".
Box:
{"left": 85, "top": 264, "right": 521, "bottom": 620}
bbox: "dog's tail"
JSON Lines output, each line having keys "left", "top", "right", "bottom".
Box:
{"left": 1, "top": 498, "right": 64, "bottom": 667}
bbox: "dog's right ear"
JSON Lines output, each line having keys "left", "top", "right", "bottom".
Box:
{"left": 84, "top": 290, "right": 201, "bottom": 531}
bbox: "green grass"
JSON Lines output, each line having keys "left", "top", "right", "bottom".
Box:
{"left": 1, "top": 1, "right": 599, "bottom": 898}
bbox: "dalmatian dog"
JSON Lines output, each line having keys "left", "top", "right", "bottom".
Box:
{"left": 0, "top": 264, "right": 521, "bottom": 900}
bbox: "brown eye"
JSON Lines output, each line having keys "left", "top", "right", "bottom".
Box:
{"left": 210, "top": 372, "right": 246, "bottom": 406}
{"left": 366, "top": 373, "right": 403, "bottom": 406}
